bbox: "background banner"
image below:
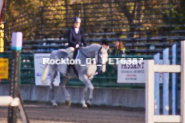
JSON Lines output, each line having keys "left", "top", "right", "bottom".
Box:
{"left": 34, "top": 53, "right": 60, "bottom": 86}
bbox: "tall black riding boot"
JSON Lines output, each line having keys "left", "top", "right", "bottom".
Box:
{"left": 66, "top": 64, "right": 70, "bottom": 76}
{"left": 66, "top": 49, "right": 78, "bottom": 76}
{"left": 73, "top": 48, "right": 78, "bottom": 59}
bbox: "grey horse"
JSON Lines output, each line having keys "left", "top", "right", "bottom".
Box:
{"left": 41, "top": 44, "right": 109, "bottom": 108}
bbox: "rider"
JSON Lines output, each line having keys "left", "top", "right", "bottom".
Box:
{"left": 66, "top": 16, "right": 87, "bottom": 75}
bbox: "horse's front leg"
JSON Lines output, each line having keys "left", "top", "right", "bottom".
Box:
{"left": 79, "top": 75, "right": 94, "bottom": 108}
{"left": 86, "top": 76, "right": 94, "bottom": 107}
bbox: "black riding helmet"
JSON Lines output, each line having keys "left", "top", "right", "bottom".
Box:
{"left": 72, "top": 16, "right": 81, "bottom": 23}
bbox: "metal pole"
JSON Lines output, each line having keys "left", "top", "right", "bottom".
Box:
{"left": 172, "top": 43, "right": 177, "bottom": 114}
{"left": 65, "top": 0, "right": 68, "bottom": 29}
{"left": 138, "top": 0, "right": 141, "bottom": 38}
{"left": 180, "top": 41, "right": 185, "bottom": 123}
{"left": 131, "top": 38, "right": 135, "bottom": 55}
{"left": 168, "top": 0, "right": 171, "bottom": 36}
{"left": 163, "top": 48, "right": 169, "bottom": 115}
{"left": 8, "top": 50, "right": 20, "bottom": 123}
{"left": 83, "top": 3, "right": 86, "bottom": 33}
{"left": 41, "top": 7, "right": 44, "bottom": 39}
{"left": 154, "top": 53, "right": 160, "bottom": 115}
{"left": 146, "top": 32, "right": 150, "bottom": 54}
{"left": 8, "top": 32, "right": 29, "bottom": 123}
{"left": 3, "top": 0, "right": 7, "bottom": 51}
{"left": 110, "top": 0, "right": 113, "bottom": 34}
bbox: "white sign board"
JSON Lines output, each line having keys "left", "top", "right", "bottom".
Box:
{"left": 117, "top": 60, "right": 168, "bottom": 83}
{"left": 34, "top": 53, "right": 60, "bottom": 86}
{"left": 117, "top": 60, "right": 146, "bottom": 83}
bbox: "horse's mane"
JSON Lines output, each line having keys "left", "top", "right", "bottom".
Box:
{"left": 82, "top": 43, "right": 101, "bottom": 50}
{"left": 80, "top": 43, "right": 101, "bottom": 54}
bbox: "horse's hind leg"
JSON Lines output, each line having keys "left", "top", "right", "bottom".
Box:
{"left": 50, "top": 67, "right": 58, "bottom": 107}
{"left": 60, "top": 76, "right": 71, "bottom": 106}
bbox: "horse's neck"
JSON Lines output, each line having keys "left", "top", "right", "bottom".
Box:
{"left": 81, "top": 45, "right": 101, "bottom": 58}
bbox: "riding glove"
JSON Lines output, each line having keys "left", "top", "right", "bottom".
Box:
{"left": 75, "top": 44, "right": 79, "bottom": 48}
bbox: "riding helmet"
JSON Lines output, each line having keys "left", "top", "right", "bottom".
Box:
{"left": 72, "top": 16, "right": 81, "bottom": 23}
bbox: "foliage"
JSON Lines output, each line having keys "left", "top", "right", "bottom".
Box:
{"left": 4, "top": 0, "right": 185, "bottom": 40}
{"left": 162, "top": 0, "right": 185, "bottom": 30}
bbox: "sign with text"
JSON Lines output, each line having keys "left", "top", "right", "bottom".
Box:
{"left": 0, "top": 58, "right": 8, "bottom": 79}
{"left": 117, "top": 60, "right": 167, "bottom": 83}
{"left": 117, "top": 60, "right": 146, "bottom": 83}
{"left": 34, "top": 53, "right": 60, "bottom": 86}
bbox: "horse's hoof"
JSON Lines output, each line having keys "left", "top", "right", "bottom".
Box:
{"left": 86, "top": 102, "right": 91, "bottom": 108}
{"left": 52, "top": 103, "right": 58, "bottom": 107}
{"left": 65, "top": 100, "right": 71, "bottom": 106}
{"left": 82, "top": 106, "right": 88, "bottom": 109}
{"left": 82, "top": 103, "right": 88, "bottom": 109}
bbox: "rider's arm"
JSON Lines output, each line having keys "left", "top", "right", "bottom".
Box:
{"left": 67, "top": 29, "right": 76, "bottom": 47}
{"left": 81, "top": 29, "right": 87, "bottom": 46}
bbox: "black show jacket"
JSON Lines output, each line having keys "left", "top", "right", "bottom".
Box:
{"left": 67, "top": 27, "right": 87, "bottom": 48}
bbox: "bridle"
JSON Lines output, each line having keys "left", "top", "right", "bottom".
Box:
{"left": 96, "top": 47, "right": 102, "bottom": 65}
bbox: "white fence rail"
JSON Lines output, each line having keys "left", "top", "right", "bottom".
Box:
{"left": 145, "top": 41, "right": 185, "bottom": 123}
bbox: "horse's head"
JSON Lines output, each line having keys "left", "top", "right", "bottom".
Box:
{"left": 96, "top": 44, "right": 109, "bottom": 73}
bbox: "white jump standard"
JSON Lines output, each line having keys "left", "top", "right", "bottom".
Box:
{"left": 0, "top": 32, "right": 29, "bottom": 123}
{"left": 0, "top": 96, "right": 20, "bottom": 107}
{"left": 145, "top": 41, "right": 185, "bottom": 123}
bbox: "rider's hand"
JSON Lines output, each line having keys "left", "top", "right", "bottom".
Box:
{"left": 75, "top": 44, "right": 79, "bottom": 48}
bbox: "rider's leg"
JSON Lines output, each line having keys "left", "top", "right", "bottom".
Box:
{"left": 66, "top": 48, "right": 78, "bottom": 76}
{"left": 73, "top": 48, "right": 78, "bottom": 59}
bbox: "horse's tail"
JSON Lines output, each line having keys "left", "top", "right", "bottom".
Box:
{"left": 41, "top": 64, "right": 49, "bottom": 85}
